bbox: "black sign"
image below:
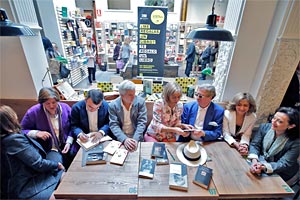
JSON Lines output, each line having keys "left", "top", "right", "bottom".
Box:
{"left": 137, "top": 7, "right": 167, "bottom": 77}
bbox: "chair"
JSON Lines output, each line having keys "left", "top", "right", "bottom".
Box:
{"left": 131, "top": 79, "right": 143, "bottom": 84}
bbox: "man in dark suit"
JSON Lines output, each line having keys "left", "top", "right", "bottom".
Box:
{"left": 71, "top": 89, "right": 110, "bottom": 153}
{"left": 185, "top": 40, "right": 198, "bottom": 77}
{"left": 179, "top": 84, "right": 224, "bottom": 142}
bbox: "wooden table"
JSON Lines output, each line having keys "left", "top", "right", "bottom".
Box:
{"left": 204, "top": 142, "right": 294, "bottom": 199}
{"left": 54, "top": 142, "right": 140, "bottom": 200}
{"left": 138, "top": 142, "right": 219, "bottom": 200}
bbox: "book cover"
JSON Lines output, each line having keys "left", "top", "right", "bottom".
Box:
{"left": 110, "top": 148, "right": 128, "bottom": 166}
{"left": 77, "top": 134, "right": 112, "bottom": 151}
{"left": 138, "top": 158, "right": 156, "bottom": 179}
{"left": 103, "top": 140, "right": 122, "bottom": 155}
{"left": 155, "top": 148, "right": 169, "bottom": 165}
{"left": 169, "top": 163, "right": 188, "bottom": 191}
{"left": 81, "top": 144, "right": 104, "bottom": 167}
{"left": 86, "top": 152, "right": 108, "bottom": 165}
{"left": 193, "top": 165, "right": 213, "bottom": 189}
{"left": 151, "top": 142, "right": 166, "bottom": 158}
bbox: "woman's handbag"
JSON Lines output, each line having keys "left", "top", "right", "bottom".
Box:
{"left": 60, "top": 63, "right": 71, "bottom": 78}
{"left": 116, "top": 59, "right": 124, "bottom": 69}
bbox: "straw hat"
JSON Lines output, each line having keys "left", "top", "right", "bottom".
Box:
{"left": 176, "top": 140, "right": 207, "bottom": 167}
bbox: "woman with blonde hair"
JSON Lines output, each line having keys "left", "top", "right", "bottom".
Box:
{"left": 145, "top": 82, "right": 193, "bottom": 142}
{"left": 1, "top": 105, "right": 64, "bottom": 199}
{"left": 223, "top": 92, "right": 257, "bottom": 155}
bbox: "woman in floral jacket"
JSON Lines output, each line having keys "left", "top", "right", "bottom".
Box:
{"left": 145, "top": 82, "right": 193, "bottom": 142}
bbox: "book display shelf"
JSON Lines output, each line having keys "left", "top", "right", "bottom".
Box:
{"left": 93, "top": 21, "right": 138, "bottom": 71}
{"left": 165, "top": 23, "right": 179, "bottom": 63}
{"left": 56, "top": 7, "right": 88, "bottom": 87}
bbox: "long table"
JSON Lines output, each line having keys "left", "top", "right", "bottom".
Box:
{"left": 138, "top": 142, "right": 219, "bottom": 199}
{"left": 54, "top": 142, "right": 140, "bottom": 200}
{"left": 204, "top": 142, "right": 294, "bottom": 199}
{"left": 54, "top": 141, "right": 294, "bottom": 199}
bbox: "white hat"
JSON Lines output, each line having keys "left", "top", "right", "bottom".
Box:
{"left": 176, "top": 140, "right": 207, "bottom": 167}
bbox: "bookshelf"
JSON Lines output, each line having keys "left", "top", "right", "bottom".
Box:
{"left": 56, "top": 7, "right": 88, "bottom": 87}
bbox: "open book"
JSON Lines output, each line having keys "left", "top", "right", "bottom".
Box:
{"left": 77, "top": 134, "right": 112, "bottom": 151}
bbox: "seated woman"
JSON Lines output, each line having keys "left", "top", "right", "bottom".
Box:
{"left": 1, "top": 105, "right": 64, "bottom": 200}
{"left": 21, "top": 87, "right": 75, "bottom": 169}
{"left": 223, "top": 92, "right": 257, "bottom": 155}
{"left": 144, "top": 82, "right": 193, "bottom": 142}
{"left": 248, "top": 107, "right": 299, "bottom": 183}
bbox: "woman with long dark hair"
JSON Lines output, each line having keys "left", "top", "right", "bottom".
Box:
{"left": 1, "top": 105, "right": 64, "bottom": 199}
{"left": 248, "top": 107, "right": 299, "bottom": 183}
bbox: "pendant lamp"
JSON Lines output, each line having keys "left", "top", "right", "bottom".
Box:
{"left": 186, "top": 0, "right": 234, "bottom": 42}
{"left": 0, "top": 8, "right": 36, "bottom": 36}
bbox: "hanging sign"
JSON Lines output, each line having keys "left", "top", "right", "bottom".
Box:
{"left": 137, "top": 6, "right": 167, "bottom": 77}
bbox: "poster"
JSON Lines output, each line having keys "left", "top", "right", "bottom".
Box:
{"left": 137, "top": 6, "right": 167, "bottom": 77}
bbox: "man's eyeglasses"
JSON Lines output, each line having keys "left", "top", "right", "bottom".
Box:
{"left": 194, "top": 93, "right": 209, "bottom": 98}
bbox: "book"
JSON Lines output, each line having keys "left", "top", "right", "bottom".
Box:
{"left": 86, "top": 152, "right": 108, "bottom": 165}
{"left": 81, "top": 144, "right": 104, "bottom": 167}
{"left": 193, "top": 165, "right": 213, "bottom": 189}
{"left": 77, "top": 134, "right": 112, "bottom": 151}
{"left": 151, "top": 142, "right": 166, "bottom": 158}
{"left": 155, "top": 148, "right": 169, "bottom": 165}
{"left": 110, "top": 148, "right": 128, "bottom": 166}
{"left": 138, "top": 158, "right": 156, "bottom": 179}
{"left": 169, "top": 163, "right": 188, "bottom": 191}
{"left": 103, "top": 140, "right": 122, "bottom": 155}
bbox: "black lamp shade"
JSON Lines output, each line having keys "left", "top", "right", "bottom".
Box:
{"left": 186, "top": 14, "right": 234, "bottom": 42}
{"left": 0, "top": 8, "right": 36, "bottom": 36}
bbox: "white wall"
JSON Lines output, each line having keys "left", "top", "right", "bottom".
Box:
{"left": 94, "top": 0, "right": 182, "bottom": 23}
{"left": 186, "top": 0, "right": 228, "bottom": 23}
{"left": 0, "top": 0, "right": 51, "bottom": 99}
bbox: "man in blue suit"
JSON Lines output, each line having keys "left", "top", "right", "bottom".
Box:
{"left": 179, "top": 84, "right": 224, "bottom": 142}
{"left": 71, "top": 89, "right": 110, "bottom": 153}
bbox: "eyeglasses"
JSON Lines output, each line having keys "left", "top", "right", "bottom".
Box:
{"left": 194, "top": 93, "right": 209, "bottom": 98}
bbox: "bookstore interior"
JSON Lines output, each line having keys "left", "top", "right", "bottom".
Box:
{"left": 26, "top": 0, "right": 230, "bottom": 101}
{"left": 1, "top": 1, "right": 299, "bottom": 199}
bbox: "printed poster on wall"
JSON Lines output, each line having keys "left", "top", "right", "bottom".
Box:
{"left": 137, "top": 6, "right": 167, "bottom": 77}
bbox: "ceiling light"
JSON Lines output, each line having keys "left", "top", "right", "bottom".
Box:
{"left": 0, "top": 8, "right": 36, "bottom": 36}
{"left": 186, "top": 0, "right": 234, "bottom": 42}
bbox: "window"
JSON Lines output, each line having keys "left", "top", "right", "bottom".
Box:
{"left": 107, "top": 0, "right": 131, "bottom": 10}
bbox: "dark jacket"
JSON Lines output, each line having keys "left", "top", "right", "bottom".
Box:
{"left": 1, "top": 133, "right": 61, "bottom": 199}
{"left": 71, "top": 100, "right": 110, "bottom": 151}
{"left": 249, "top": 123, "right": 300, "bottom": 181}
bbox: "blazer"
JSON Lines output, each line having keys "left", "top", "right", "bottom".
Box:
{"left": 108, "top": 96, "right": 147, "bottom": 143}
{"left": 21, "top": 103, "right": 73, "bottom": 152}
{"left": 249, "top": 123, "right": 300, "bottom": 181}
{"left": 71, "top": 99, "right": 110, "bottom": 137}
{"left": 185, "top": 42, "right": 196, "bottom": 63}
{"left": 223, "top": 110, "right": 256, "bottom": 145}
{"left": 1, "top": 133, "right": 61, "bottom": 199}
{"left": 180, "top": 101, "right": 224, "bottom": 142}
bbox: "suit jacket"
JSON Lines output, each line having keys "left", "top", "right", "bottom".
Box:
{"left": 185, "top": 42, "right": 196, "bottom": 63}
{"left": 108, "top": 96, "right": 147, "bottom": 142}
{"left": 249, "top": 123, "right": 300, "bottom": 181}
{"left": 1, "top": 133, "right": 61, "bottom": 199}
{"left": 180, "top": 101, "right": 224, "bottom": 142}
{"left": 71, "top": 99, "right": 110, "bottom": 137}
{"left": 223, "top": 110, "right": 256, "bottom": 145}
{"left": 21, "top": 103, "right": 73, "bottom": 152}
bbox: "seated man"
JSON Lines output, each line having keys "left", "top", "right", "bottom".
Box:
{"left": 71, "top": 89, "right": 110, "bottom": 152}
{"left": 179, "top": 83, "right": 224, "bottom": 142}
{"left": 108, "top": 80, "right": 147, "bottom": 152}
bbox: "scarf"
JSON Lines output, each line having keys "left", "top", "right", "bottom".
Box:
{"left": 262, "top": 128, "right": 288, "bottom": 160}
{"left": 43, "top": 104, "right": 64, "bottom": 152}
